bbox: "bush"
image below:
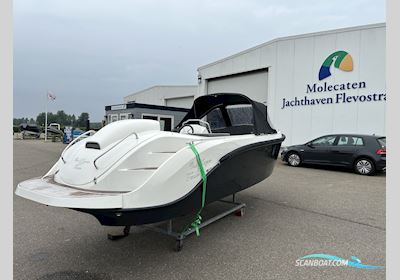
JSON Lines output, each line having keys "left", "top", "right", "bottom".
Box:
{"left": 13, "top": 126, "right": 21, "bottom": 133}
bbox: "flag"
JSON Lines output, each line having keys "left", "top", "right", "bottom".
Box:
{"left": 47, "top": 91, "right": 56, "bottom": 101}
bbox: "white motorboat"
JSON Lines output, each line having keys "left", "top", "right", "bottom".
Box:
{"left": 16, "top": 93, "right": 285, "bottom": 226}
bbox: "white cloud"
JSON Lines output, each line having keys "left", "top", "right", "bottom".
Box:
{"left": 13, "top": 0, "right": 385, "bottom": 121}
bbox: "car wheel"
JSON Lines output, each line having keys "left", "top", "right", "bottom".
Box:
{"left": 354, "top": 158, "right": 375, "bottom": 175}
{"left": 287, "top": 152, "right": 301, "bottom": 167}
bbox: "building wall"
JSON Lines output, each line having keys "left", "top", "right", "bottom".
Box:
{"left": 197, "top": 23, "right": 386, "bottom": 145}
{"left": 105, "top": 107, "right": 188, "bottom": 129}
{"left": 207, "top": 69, "right": 269, "bottom": 103}
{"left": 124, "top": 85, "right": 197, "bottom": 108}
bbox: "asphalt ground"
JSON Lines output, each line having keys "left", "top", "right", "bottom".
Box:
{"left": 13, "top": 140, "right": 385, "bottom": 280}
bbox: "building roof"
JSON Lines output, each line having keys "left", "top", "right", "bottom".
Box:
{"left": 105, "top": 102, "right": 190, "bottom": 113}
{"left": 198, "top": 22, "right": 385, "bottom": 71}
{"left": 124, "top": 85, "right": 197, "bottom": 99}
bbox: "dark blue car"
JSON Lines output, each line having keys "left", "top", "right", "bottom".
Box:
{"left": 281, "top": 134, "right": 386, "bottom": 175}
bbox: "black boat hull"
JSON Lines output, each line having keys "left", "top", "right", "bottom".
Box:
{"left": 75, "top": 136, "right": 285, "bottom": 226}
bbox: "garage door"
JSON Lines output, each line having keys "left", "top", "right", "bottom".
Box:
{"left": 207, "top": 69, "right": 268, "bottom": 103}
{"left": 165, "top": 96, "right": 194, "bottom": 108}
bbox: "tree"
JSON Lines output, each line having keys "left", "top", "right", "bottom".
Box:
{"left": 76, "top": 112, "right": 89, "bottom": 128}
{"left": 47, "top": 112, "right": 57, "bottom": 124}
{"left": 71, "top": 114, "right": 76, "bottom": 126}
{"left": 36, "top": 112, "right": 46, "bottom": 127}
{"left": 32, "top": 111, "right": 89, "bottom": 128}
{"left": 13, "top": 117, "right": 29, "bottom": 125}
{"left": 56, "top": 110, "right": 68, "bottom": 125}
{"left": 36, "top": 112, "right": 56, "bottom": 126}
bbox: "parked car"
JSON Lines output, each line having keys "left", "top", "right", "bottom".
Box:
{"left": 281, "top": 134, "right": 386, "bottom": 175}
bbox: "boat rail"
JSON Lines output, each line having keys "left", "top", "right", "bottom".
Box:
{"left": 93, "top": 131, "right": 139, "bottom": 170}
{"left": 182, "top": 119, "right": 212, "bottom": 133}
{"left": 61, "top": 130, "right": 96, "bottom": 163}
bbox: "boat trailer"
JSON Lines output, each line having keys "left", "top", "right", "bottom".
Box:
{"left": 107, "top": 194, "right": 246, "bottom": 251}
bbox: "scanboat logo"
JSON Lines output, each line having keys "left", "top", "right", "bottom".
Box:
{"left": 295, "top": 254, "right": 384, "bottom": 269}
{"left": 319, "top": 51, "right": 353, "bottom": 80}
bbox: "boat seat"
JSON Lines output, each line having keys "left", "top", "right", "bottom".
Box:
{"left": 192, "top": 133, "right": 230, "bottom": 137}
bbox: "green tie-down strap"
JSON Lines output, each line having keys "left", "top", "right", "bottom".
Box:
{"left": 187, "top": 143, "right": 207, "bottom": 236}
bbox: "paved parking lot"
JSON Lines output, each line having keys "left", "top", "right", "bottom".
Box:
{"left": 14, "top": 140, "right": 385, "bottom": 280}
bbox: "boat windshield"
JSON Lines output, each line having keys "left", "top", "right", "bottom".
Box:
{"left": 175, "top": 93, "right": 276, "bottom": 135}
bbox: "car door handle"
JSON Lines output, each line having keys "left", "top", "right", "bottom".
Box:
{"left": 332, "top": 150, "right": 340, "bottom": 153}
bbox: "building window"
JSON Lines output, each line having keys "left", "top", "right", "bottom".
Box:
{"left": 141, "top": 114, "right": 174, "bottom": 131}
{"left": 142, "top": 114, "right": 158, "bottom": 121}
{"left": 111, "top": 114, "right": 118, "bottom": 122}
{"left": 119, "top": 113, "right": 129, "bottom": 120}
{"left": 159, "top": 117, "right": 172, "bottom": 131}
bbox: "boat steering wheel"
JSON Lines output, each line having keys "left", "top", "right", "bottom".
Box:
{"left": 180, "top": 119, "right": 212, "bottom": 134}
{"left": 180, "top": 124, "right": 195, "bottom": 134}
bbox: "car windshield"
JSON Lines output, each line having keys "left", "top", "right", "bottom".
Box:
{"left": 377, "top": 137, "right": 386, "bottom": 147}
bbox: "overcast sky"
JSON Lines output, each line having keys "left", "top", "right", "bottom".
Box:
{"left": 14, "top": 0, "right": 385, "bottom": 121}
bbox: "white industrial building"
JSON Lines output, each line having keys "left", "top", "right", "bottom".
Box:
{"left": 106, "top": 23, "right": 385, "bottom": 145}
{"left": 124, "top": 85, "right": 197, "bottom": 108}
{"left": 197, "top": 23, "right": 386, "bottom": 145}
{"left": 105, "top": 85, "right": 196, "bottom": 130}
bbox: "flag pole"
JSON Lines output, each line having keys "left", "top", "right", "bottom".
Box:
{"left": 45, "top": 91, "right": 48, "bottom": 142}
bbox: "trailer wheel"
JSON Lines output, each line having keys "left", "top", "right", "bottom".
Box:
{"left": 175, "top": 239, "right": 183, "bottom": 252}
{"left": 123, "top": 226, "right": 131, "bottom": 236}
{"left": 235, "top": 208, "right": 245, "bottom": 217}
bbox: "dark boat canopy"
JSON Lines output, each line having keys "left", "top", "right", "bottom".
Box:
{"left": 175, "top": 93, "right": 276, "bottom": 135}
{"left": 20, "top": 123, "right": 41, "bottom": 133}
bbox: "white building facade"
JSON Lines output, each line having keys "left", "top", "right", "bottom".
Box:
{"left": 197, "top": 23, "right": 386, "bottom": 145}
{"left": 105, "top": 85, "right": 196, "bottom": 129}
{"left": 124, "top": 85, "right": 197, "bottom": 109}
